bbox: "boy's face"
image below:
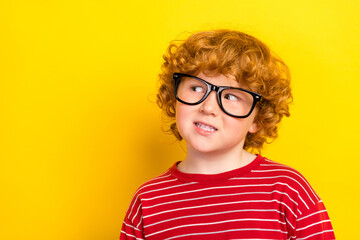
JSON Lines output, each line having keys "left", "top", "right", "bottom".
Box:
{"left": 175, "top": 72, "right": 258, "bottom": 155}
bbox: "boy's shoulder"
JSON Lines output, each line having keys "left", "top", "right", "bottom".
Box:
{"left": 256, "top": 157, "right": 305, "bottom": 178}
{"left": 124, "top": 170, "right": 177, "bottom": 220}
{"left": 252, "top": 156, "right": 321, "bottom": 205}
{"left": 254, "top": 157, "right": 313, "bottom": 187}
{"left": 131, "top": 168, "right": 177, "bottom": 198}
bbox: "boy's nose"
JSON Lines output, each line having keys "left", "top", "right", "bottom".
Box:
{"left": 199, "top": 91, "right": 220, "bottom": 116}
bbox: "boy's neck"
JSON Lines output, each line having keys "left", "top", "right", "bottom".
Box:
{"left": 177, "top": 148, "right": 257, "bottom": 175}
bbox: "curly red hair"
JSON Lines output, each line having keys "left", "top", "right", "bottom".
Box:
{"left": 157, "top": 29, "right": 292, "bottom": 152}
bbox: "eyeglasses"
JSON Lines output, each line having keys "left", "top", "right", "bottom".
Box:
{"left": 173, "top": 73, "right": 261, "bottom": 118}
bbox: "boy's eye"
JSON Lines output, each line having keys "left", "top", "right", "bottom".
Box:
{"left": 191, "top": 86, "right": 204, "bottom": 93}
{"left": 224, "top": 93, "right": 240, "bottom": 101}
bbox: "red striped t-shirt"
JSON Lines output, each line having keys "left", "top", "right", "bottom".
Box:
{"left": 120, "top": 155, "right": 335, "bottom": 239}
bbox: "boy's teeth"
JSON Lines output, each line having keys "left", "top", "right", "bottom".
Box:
{"left": 196, "top": 122, "right": 217, "bottom": 132}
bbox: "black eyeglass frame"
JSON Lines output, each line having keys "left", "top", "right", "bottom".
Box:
{"left": 173, "top": 73, "right": 262, "bottom": 118}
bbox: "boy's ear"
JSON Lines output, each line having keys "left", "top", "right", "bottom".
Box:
{"left": 248, "top": 122, "right": 258, "bottom": 134}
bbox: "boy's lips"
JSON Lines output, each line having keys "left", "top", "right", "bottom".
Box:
{"left": 194, "top": 121, "right": 218, "bottom": 132}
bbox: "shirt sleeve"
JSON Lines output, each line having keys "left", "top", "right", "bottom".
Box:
{"left": 120, "top": 192, "right": 145, "bottom": 240}
{"left": 120, "top": 217, "right": 145, "bottom": 240}
{"left": 295, "top": 200, "right": 335, "bottom": 239}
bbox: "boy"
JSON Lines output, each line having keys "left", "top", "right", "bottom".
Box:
{"left": 120, "top": 29, "right": 335, "bottom": 239}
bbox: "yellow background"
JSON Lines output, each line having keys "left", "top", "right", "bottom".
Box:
{"left": 1, "top": 0, "right": 359, "bottom": 239}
